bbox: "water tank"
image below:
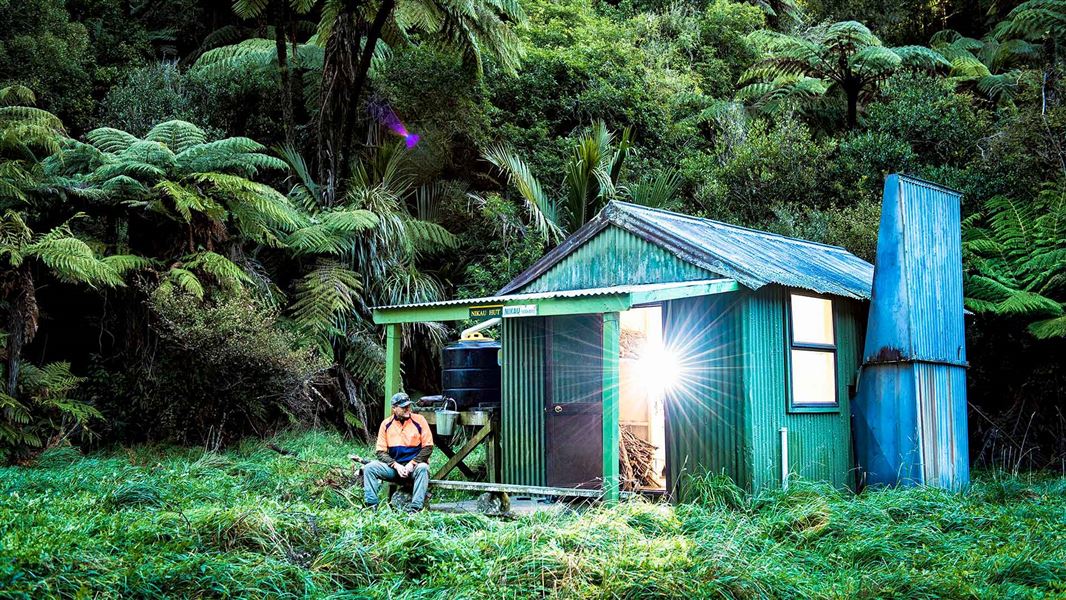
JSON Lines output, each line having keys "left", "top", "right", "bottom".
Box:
{"left": 442, "top": 336, "right": 501, "bottom": 409}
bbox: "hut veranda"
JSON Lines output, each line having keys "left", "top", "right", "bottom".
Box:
{"left": 373, "top": 199, "right": 876, "bottom": 501}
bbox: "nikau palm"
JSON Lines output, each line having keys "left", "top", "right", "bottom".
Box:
{"left": 479, "top": 121, "right": 680, "bottom": 242}
{"left": 738, "top": 21, "right": 951, "bottom": 128}
{"left": 277, "top": 140, "right": 455, "bottom": 435}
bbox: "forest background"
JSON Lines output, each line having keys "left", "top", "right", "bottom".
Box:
{"left": 1, "top": 0, "right": 1064, "bottom": 470}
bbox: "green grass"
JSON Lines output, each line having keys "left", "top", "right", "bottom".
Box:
{"left": 1, "top": 430, "right": 1064, "bottom": 599}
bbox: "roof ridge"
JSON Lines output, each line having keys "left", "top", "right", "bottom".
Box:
{"left": 606, "top": 200, "right": 853, "bottom": 253}
{"left": 896, "top": 173, "right": 964, "bottom": 197}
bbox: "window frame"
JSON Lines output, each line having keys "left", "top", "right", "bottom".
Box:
{"left": 785, "top": 291, "right": 839, "bottom": 413}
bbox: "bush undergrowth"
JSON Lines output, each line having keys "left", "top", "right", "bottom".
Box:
{"left": 1, "top": 430, "right": 1064, "bottom": 599}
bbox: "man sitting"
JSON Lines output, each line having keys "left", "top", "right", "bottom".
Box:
{"left": 363, "top": 392, "right": 434, "bottom": 511}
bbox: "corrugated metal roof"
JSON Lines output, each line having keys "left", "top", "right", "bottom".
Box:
{"left": 371, "top": 279, "right": 730, "bottom": 311}
{"left": 499, "top": 201, "right": 874, "bottom": 299}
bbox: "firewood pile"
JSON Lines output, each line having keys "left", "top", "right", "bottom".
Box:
{"left": 619, "top": 425, "right": 658, "bottom": 491}
{"left": 620, "top": 328, "right": 646, "bottom": 358}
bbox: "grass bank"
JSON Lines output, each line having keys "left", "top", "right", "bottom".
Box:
{"left": 1, "top": 430, "right": 1064, "bottom": 599}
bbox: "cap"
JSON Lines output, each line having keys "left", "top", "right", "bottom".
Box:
{"left": 391, "top": 392, "right": 412, "bottom": 408}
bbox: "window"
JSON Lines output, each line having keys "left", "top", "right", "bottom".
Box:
{"left": 788, "top": 293, "right": 838, "bottom": 410}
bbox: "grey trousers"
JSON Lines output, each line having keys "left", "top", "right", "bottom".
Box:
{"left": 363, "top": 460, "right": 430, "bottom": 508}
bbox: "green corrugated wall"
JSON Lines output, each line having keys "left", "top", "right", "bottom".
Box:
{"left": 518, "top": 226, "right": 716, "bottom": 292}
{"left": 663, "top": 293, "right": 750, "bottom": 494}
{"left": 500, "top": 317, "right": 547, "bottom": 486}
{"left": 743, "top": 286, "right": 863, "bottom": 491}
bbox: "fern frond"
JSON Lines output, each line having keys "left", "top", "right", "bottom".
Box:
{"left": 86, "top": 127, "right": 140, "bottom": 154}
{"left": 164, "top": 267, "right": 205, "bottom": 299}
{"left": 24, "top": 231, "right": 126, "bottom": 288}
{"left": 482, "top": 143, "right": 564, "bottom": 241}
{"left": 404, "top": 219, "right": 458, "bottom": 255}
{"left": 154, "top": 180, "right": 228, "bottom": 223}
{"left": 101, "top": 254, "right": 153, "bottom": 275}
{"left": 184, "top": 251, "right": 251, "bottom": 291}
{"left": 290, "top": 260, "right": 363, "bottom": 340}
{"left": 1029, "top": 313, "right": 1066, "bottom": 338}
{"left": 145, "top": 120, "right": 208, "bottom": 153}
{"left": 0, "top": 85, "right": 36, "bottom": 106}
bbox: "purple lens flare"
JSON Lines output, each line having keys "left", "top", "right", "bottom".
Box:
{"left": 371, "top": 101, "right": 421, "bottom": 149}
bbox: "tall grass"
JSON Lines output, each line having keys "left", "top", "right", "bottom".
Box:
{"left": 2, "top": 430, "right": 1064, "bottom": 598}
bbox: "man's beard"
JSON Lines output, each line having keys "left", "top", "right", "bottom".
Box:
{"left": 395, "top": 413, "right": 410, "bottom": 422}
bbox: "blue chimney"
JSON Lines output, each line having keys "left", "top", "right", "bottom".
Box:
{"left": 852, "top": 174, "right": 970, "bottom": 489}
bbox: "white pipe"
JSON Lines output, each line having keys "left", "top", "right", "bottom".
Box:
{"left": 780, "top": 427, "right": 789, "bottom": 490}
{"left": 461, "top": 317, "right": 501, "bottom": 339}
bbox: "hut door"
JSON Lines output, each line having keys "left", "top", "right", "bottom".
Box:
{"left": 545, "top": 314, "right": 603, "bottom": 488}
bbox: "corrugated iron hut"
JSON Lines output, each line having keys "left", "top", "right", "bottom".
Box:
{"left": 373, "top": 200, "right": 875, "bottom": 500}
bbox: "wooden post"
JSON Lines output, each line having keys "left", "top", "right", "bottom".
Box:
{"left": 384, "top": 323, "right": 402, "bottom": 420}
{"left": 602, "top": 312, "right": 620, "bottom": 502}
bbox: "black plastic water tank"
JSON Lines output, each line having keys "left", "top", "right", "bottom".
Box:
{"left": 442, "top": 338, "right": 501, "bottom": 409}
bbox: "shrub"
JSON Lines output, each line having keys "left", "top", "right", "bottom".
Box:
{"left": 692, "top": 116, "right": 836, "bottom": 225}
{"left": 866, "top": 72, "right": 989, "bottom": 167}
{"left": 99, "top": 62, "right": 217, "bottom": 137}
{"left": 89, "top": 286, "right": 324, "bottom": 446}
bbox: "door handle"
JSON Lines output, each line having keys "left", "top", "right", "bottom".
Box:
{"left": 554, "top": 405, "right": 563, "bottom": 413}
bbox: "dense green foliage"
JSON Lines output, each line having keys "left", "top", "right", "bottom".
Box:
{"left": 0, "top": 0, "right": 1063, "bottom": 467}
{"left": 1, "top": 430, "right": 1064, "bottom": 598}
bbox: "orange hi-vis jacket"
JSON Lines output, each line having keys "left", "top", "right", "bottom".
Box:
{"left": 376, "top": 413, "right": 433, "bottom": 464}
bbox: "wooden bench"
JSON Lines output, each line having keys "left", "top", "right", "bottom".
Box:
{"left": 351, "top": 455, "right": 632, "bottom": 512}
{"left": 428, "top": 480, "right": 627, "bottom": 512}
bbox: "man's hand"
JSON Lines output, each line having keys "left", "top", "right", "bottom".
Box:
{"left": 396, "top": 462, "right": 411, "bottom": 478}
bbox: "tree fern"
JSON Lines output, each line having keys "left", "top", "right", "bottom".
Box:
{"left": 931, "top": 30, "right": 1028, "bottom": 103}
{"left": 290, "top": 260, "right": 364, "bottom": 355}
{"left": 739, "top": 21, "right": 950, "bottom": 127}
{"left": 994, "top": 0, "right": 1066, "bottom": 53}
{"left": 1, "top": 361, "right": 99, "bottom": 461}
{"left": 964, "top": 183, "right": 1066, "bottom": 339}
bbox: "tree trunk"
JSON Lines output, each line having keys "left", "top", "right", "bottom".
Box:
{"left": 275, "top": 14, "right": 295, "bottom": 147}
{"left": 845, "top": 84, "right": 859, "bottom": 130}
{"left": 318, "top": 5, "right": 362, "bottom": 206}
{"left": 317, "top": 0, "right": 395, "bottom": 207}
{"left": 5, "top": 311, "right": 22, "bottom": 399}
{"left": 340, "top": 0, "right": 395, "bottom": 157}
{"left": 5, "top": 266, "right": 36, "bottom": 400}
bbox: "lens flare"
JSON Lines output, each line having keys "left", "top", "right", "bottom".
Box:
{"left": 371, "top": 102, "right": 421, "bottom": 149}
{"left": 637, "top": 346, "right": 682, "bottom": 395}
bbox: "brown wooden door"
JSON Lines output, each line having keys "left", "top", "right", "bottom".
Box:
{"left": 545, "top": 315, "right": 603, "bottom": 488}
